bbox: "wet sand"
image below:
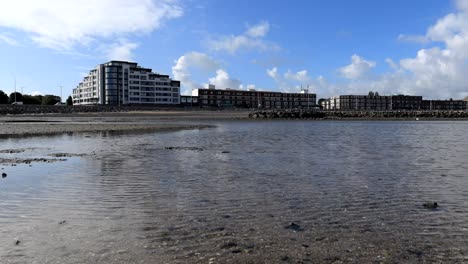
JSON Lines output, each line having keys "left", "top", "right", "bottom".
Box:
{"left": 0, "top": 110, "right": 240, "bottom": 137}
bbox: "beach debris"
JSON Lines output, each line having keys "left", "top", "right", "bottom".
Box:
{"left": 285, "top": 222, "right": 303, "bottom": 232}
{"left": 423, "top": 202, "right": 438, "bottom": 209}
{"left": 2, "top": 173, "right": 6, "bottom": 178}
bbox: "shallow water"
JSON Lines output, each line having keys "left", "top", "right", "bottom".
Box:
{"left": 1, "top": 121, "right": 468, "bottom": 263}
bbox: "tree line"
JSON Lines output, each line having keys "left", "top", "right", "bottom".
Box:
{"left": 0, "top": 90, "right": 73, "bottom": 105}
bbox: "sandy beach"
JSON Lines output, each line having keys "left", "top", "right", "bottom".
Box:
{"left": 0, "top": 110, "right": 249, "bottom": 137}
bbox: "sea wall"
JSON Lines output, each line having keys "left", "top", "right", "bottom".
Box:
{"left": 248, "top": 109, "right": 468, "bottom": 119}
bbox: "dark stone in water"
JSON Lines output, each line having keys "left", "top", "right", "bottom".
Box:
{"left": 285, "top": 222, "right": 303, "bottom": 232}
{"left": 59, "top": 220, "right": 67, "bottom": 225}
{"left": 2, "top": 173, "right": 7, "bottom": 178}
{"left": 423, "top": 202, "right": 438, "bottom": 209}
{"left": 15, "top": 240, "right": 20, "bottom": 245}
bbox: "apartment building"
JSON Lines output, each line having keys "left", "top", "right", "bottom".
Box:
{"left": 421, "top": 99, "right": 468, "bottom": 110}
{"left": 322, "top": 92, "right": 392, "bottom": 110}
{"left": 192, "top": 87, "right": 316, "bottom": 109}
{"left": 73, "top": 61, "right": 180, "bottom": 105}
{"left": 322, "top": 92, "right": 468, "bottom": 111}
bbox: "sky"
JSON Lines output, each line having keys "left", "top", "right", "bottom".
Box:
{"left": 0, "top": 0, "right": 467, "bottom": 99}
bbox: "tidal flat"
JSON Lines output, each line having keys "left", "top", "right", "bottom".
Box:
{"left": 1, "top": 114, "right": 468, "bottom": 263}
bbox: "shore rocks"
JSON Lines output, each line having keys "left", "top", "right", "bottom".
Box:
{"left": 2, "top": 172, "right": 6, "bottom": 178}
{"left": 249, "top": 109, "right": 468, "bottom": 120}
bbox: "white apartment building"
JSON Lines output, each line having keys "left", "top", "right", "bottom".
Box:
{"left": 73, "top": 61, "right": 180, "bottom": 105}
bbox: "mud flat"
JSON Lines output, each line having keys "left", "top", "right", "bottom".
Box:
{"left": 0, "top": 123, "right": 213, "bottom": 138}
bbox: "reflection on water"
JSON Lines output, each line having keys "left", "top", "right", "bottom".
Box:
{"left": 1, "top": 121, "right": 468, "bottom": 263}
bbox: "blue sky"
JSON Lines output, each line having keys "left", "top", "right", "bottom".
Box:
{"left": 0, "top": 0, "right": 467, "bottom": 99}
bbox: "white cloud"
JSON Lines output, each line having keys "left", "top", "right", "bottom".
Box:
{"left": 173, "top": 52, "right": 251, "bottom": 94}
{"left": 245, "top": 21, "right": 270, "bottom": 38}
{"left": 0, "top": 33, "right": 19, "bottom": 46}
{"left": 208, "top": 69, "right": 241, "bottom": 89}
{"left": 284, "top": 70, "right": 311, "bottom": 83}
{"left": 338, "top": 55, "right": 376, "bottom": 79}
{"left": 172, "top": 52, "right": 221, "bottom": 93}
{"left": 398, "top": 34, "right": 429, "bottom": 44}
{"left": 208, "top": 21, "right": 279, "bottom": 54}
{"left": 103, "top": 40, "right": 139, "bottom": 61}
{"left": 385, "top": 58, "right": 399, "bottom": 70}
{"left": 267, "top": 67, "right": 313, "bottom": 92}
{"left": 0, "top": 0, "right": 182, "bottom": 50}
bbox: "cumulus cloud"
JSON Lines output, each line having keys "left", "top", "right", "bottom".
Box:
{"left": 172, "top": 52, "right": 250, "bottom": 94}
{"left": 0, "top": 0, "right": 183, "bottom": 57}
{"left": 338, "top": 55, "right": 376, "bottom": 80}
{"left": 311, "top": 1, "right": 468, "bottom": 99}
{"left": 208, "top": 21, "right": 279, "bottom": 54}
{"left": 267, "top": 67, "right": 313, "bottom": 92}
{"left": 208, "top": 70, "right": 241, "bottom": 89}
{"left": 172, "top": 52, "right": 221, "bottom": 93}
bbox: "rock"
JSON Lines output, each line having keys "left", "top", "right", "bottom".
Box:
{"left": 285, "top": 222, "right": 303, "bottom": 232}
{"left": 2, "top": 173, "right": 6, "bottom": 178}
{"left": 220, "top": 241, "right": 238, "bottom": 249}
{"left": 423, "top": 202, "right": 438, "bottom": 209}
{"left": 59, "top": 220, "right": 67, "bottom": 225}
{"left": 15, "top": 240, "right": 20, "bottom": 245}
{"left": 231, "top": 249, "right": 242, "bottom": 254}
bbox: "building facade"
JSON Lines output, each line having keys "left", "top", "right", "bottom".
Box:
{"left": 421, "top": 99, "right": 468, "bottom": 110}
{"left": 322, "top": 92, "right": 392, "bottom": 110}
{"left": 193, "top": 87, "right": 316, "bottom": 109}
{"left": 321, "top": 92, "right": 468, "bottom": 111}
{"left": 73, "top": 61, "right": 180, "bottom": 105}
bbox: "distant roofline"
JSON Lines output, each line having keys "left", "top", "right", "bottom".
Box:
{"left": 196, "top": 88, "right": 316, "bottom": 95}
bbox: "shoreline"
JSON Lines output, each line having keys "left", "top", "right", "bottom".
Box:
{"left": 2, "top": 110, "right": 468, "bottom": 139}
{"left": 0, "top": 123, "right": 214, "bottom": 138}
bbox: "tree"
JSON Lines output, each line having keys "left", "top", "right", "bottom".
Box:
{"left": 23, "top": 95, "right": 42, "bottom": 105}
{"left": 66, "top": 95, "right": 73, "bottom": 106}
{"left": 42, "top": 95, "right": 60, "bottom": 105}
{"left": 0, "top": 90, "right": 9, "bottom": 104}
{"left": 317, "top": 98, "right": 327, "bottom": 109}
{"left": 9, "top": 92, "right": 23, "bottom": 104}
